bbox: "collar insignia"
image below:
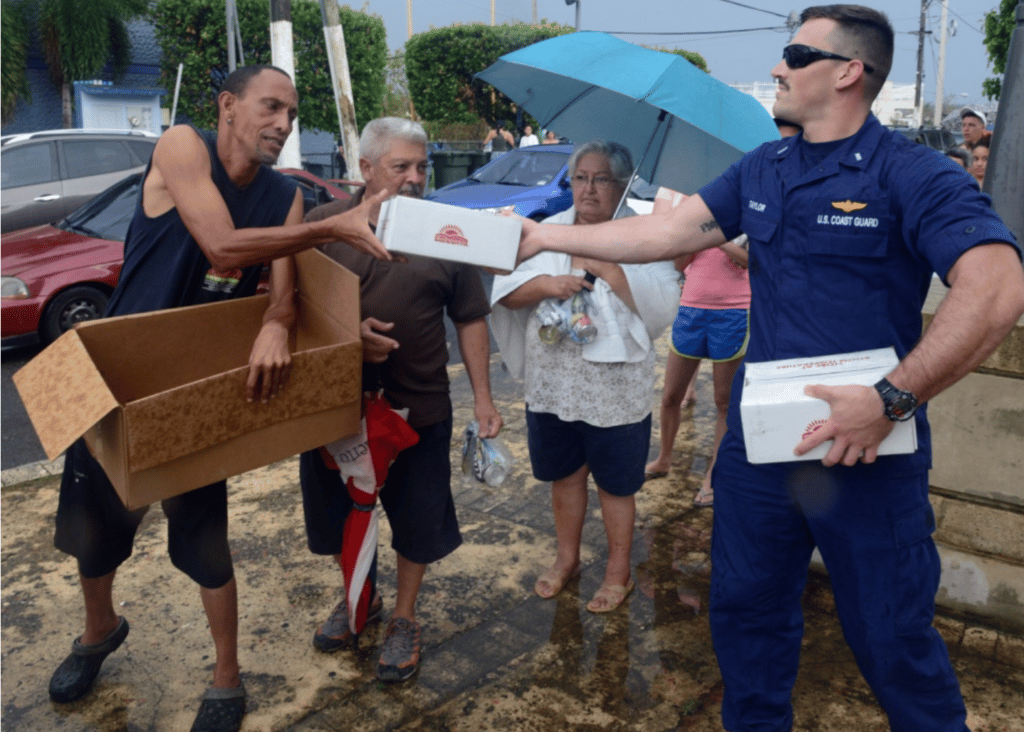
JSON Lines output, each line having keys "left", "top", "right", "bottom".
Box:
{"left": 831, "top": 199, "right": 868, "bottom": 213}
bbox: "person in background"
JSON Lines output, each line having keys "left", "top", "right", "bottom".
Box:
{"left": 491, "top": 140, "right": 678, "bottom": 614}
{"left": 515, "top": 6, "right": 1023, "bottom": 728}
{"left": 960, "top": 108, "right": 987, "bottom": 149}
{"left": 945, "top": 147, "right": 971, "bottom": 170}
{"left": 970, "top": 138, "right": 989, "bottom": 188}
{"left": 542, "top": 130, "right": 560, "bottom": 144}
{"left": 519, "top": 124, "right": 540, "bottom": 147}
{"left": 643, "top": 208, "right": 750, "bottom": 509}
{"left": 300, "top": 117, "right": 502, "bottom": 683}
{"left": 483, "top": 120, "right": 514, "bottom": 159}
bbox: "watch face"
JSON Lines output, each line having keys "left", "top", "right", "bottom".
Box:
{"left": 890, "top": 396, "right": 914, "bottom": 419}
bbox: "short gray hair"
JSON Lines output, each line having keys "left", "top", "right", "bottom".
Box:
{"left": 567, "top": 140, "right": 634, "bottom": 186}
{"left": 359, "top": 117, "right": 428, "bottom": 163}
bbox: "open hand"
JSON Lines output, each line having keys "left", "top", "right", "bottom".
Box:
{"left": 329, "top": 188, "right": 393, "bottom": 260}
{"left": 246, "top": 320, "right": 292, "bottom": 403}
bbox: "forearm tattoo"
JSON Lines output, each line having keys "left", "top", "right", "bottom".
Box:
{"left": 699, "top": 219, "right": 720, "bottom": 233}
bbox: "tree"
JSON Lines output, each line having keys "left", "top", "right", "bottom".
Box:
{"left": 646, "top": 45, "right": 709, "bottom": 73}
{"left": 38, "top": 0, "right": 149, "bottom": 127}
{"left": 405, "top": 22, "right": 575, "bottom": 125}
{"left": 152, "top": 0, "right": 386, "bottom": 132}
{"left": 982, "top": 0, "right": 1016, "bottom": 100}
{"left": 1, "top": 0, "right": 32, "bottom": 123}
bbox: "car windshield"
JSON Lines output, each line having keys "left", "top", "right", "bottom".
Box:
{"left": 59, "top": 174, "right": 141, "bottom": 241}
{"left": 470, "top": 151, "right": 569, "bottom": 186}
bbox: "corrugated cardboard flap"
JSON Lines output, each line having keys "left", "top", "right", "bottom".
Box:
{"left": 123, "top": 341, "right": 361, "bottom": 472}
{"left": 12, "top": 329, "right": 120, "bottom": 460}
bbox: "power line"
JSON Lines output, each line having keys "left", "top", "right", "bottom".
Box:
{"left": 716, "top": 0, "right": 789, "bottom": 19}
{"left": 595, "top": 25, "right": 787, "bottom": 36}
{"left": 947, "top": 8, "right": 981, "bottom": 34}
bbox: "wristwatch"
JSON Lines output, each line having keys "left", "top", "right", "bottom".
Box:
{"left": 873, "top": 377, "right": 918, "bottom": 422}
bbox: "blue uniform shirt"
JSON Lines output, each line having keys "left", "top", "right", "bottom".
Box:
{"left": 700, "top": 114, "right": 1019, "bottom": 473}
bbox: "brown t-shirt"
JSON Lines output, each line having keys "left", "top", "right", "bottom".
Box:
{"left": 306, "top": 193, "right": 490, "bottom": 428}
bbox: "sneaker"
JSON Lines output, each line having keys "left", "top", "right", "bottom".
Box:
{"left": 376, "top": 617, "right": 421, "bottom": 682}
{"left": 313, "top": 594, "right": 383, "bottom": 652}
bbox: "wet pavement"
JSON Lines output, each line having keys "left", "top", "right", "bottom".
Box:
{"left": 3, "top": 338, "right": 1023, "bottom": 732}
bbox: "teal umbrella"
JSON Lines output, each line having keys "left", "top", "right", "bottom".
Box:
{"left": 477, "top": 32, "right": 779, "bottom": 198}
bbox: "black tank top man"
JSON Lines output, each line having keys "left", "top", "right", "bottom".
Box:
{"left": 106, "top": 126, "right": 297, "bottom": 317}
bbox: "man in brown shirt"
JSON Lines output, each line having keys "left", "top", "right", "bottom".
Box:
{"left": 300, "top": 117, "right": 502, "bottom": 682}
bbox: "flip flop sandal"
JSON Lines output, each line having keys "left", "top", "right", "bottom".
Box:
{"left": 49, "top": 616, "right": 130, "bottom": 703}
{"left": 586, "top": 580, "right": 635, "bottom": 613}
{"left": 534, "top": 563, "right": 581, "bottom": 599}
{"left": 694, "top": 485, "right": 714, "bottom": 508}
{"left": 190, "top": 683, "right": 246, "bottom": 732}
{"left": 644, "top": 470, "right": 669, "bottom": 481}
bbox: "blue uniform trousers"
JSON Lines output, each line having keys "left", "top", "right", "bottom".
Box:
{"left": 709, "top": 432, "right": 969, "bottom": 732}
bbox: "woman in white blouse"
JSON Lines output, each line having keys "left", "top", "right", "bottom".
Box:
{"left": 490, "top": 141, "right": 678, "bottom": 612}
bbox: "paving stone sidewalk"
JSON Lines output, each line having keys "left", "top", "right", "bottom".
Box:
{"left": 2, "top": 342, "right": 1022, "bottom": 731}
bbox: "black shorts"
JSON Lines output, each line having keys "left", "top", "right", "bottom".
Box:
{"left": 300, "top": 414, "right": 462, "bottom": 565}
{"left": 526, "top": 409, "right": 651, "bottom": 497}
{"left": 54, "top": 440, "right": 233, "bottom": 589}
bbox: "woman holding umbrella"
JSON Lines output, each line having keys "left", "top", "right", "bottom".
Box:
{"left": 490, "top": 141, "right": 678, "bottom": 612}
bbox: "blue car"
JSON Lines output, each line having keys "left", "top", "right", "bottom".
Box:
{"left": 426, "top": 144, "right": 574, "bottom": 221}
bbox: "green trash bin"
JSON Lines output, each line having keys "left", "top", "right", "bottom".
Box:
{"left": 430, "top": 150, "right": 473, "bottom": 189}
{"left": 467, "top": 151, "right": 489, "bottom": 176}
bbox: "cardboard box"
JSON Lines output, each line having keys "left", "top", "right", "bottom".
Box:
{"left": 376, "top": 196, "right": 521, "bottom": 271}
{"left": 13, "top": 249, "right": 362, "bottom": 509}
{"left": 740, "top": 347, "right": 918, "bottom": 464}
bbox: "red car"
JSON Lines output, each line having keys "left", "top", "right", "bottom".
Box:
{"left": 2, "top": 169, "right": 349, "bottom": 347}
{"left": 2, "top": 173, "right": 137, "bottom": 346}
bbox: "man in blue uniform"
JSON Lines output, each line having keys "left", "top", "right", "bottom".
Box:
{"left": 47, "top": 65, "right": 391, "bottom": 732}
{"left": 517, "top": 5, "right": 1024, "bottom": 730}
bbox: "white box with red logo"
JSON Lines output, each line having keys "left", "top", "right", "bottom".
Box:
{"left": 375, "top": 196, "right": 521, "bottom": 272}
{"left": 739, "top": 347, "right": 918, "bottom": 464}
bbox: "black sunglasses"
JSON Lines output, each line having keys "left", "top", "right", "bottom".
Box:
{"left": 782, "top": 44, "right": 875, "bottom": 75}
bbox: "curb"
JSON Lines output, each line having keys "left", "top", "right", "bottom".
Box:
{"left": 1, "top": 456, "right": 64, "bottom": 489}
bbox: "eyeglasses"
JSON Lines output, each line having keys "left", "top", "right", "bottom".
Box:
{"left": 782, "top": 44, "right": 875, "bottom": 75}
{"left": 571, "top": 174, "right": 616, "bottom": 190}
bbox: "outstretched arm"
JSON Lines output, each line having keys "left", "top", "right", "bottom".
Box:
{"left": 517, "top": 193, "right": 728, "bottom": 264}
{"left": 796, "top": 243, "right": 1024, "bottom": 466}
{"left": 146, "top": 126, "right": 391, "bottom": 271}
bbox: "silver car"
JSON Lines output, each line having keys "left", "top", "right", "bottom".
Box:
{"left": 1, "top": 128, "right": 158, "bottom": 234}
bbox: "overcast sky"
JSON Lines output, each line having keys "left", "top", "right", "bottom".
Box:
{"left": 359, "top": 0, "right": 1000, "bottom": 108}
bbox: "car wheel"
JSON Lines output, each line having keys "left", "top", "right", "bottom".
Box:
{"left": 41, "top": 286, "right": 109, "bottom": 344}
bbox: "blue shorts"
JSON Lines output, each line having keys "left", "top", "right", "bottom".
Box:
{"left": 671, "top": 305, "right": 749, "bottom": 361}
{"left": 300, "top": 414, "right": 462, "bottom": 565}
{"left": 525, "top": 408, "right": 651, "bottom": 497}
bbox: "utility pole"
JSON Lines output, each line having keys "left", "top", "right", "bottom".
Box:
{"left": 491, "top": 0, "right": 495, "bottom": 26}
{"left": 565, "top": 0, "right": 580, "bottom": 30}
{"left": 270, "top": 0, "right": 301, "bottom": 168}
{"left": 407, "top": 0, "right": 413, "bottom": 39}
{"left": 320, "top": 0, "right": 360, "bottom": 180}
{"left": 227, "top": 0, "right": 236, "bottom": 73}
{"left": 933, "top": 0, "right": 949, "bottom": 126}
{"left": 914, "top": 0, "right": 928, "bottom": 126}
{"left": 984, "top": 0, "right": 1023, "bottom": 241}
{"left": 532, "top": 0, "right": 537, "bottom": 24}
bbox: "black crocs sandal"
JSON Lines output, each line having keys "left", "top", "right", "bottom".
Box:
{"left": 190, "top": 683, "right": 246, "bottom": 732}
{"left": 48, "top": 616, "right": 130, "bottom": 703}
